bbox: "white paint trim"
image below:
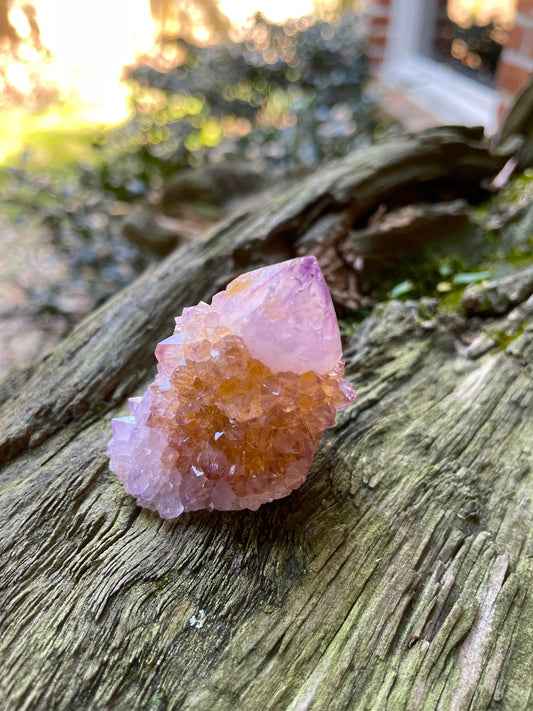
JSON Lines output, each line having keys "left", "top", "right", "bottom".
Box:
{"left": 379, "top": 55, "right": 500, "bottom": 133}
{"left": 386, "top": 0, "right": 428, "bottom": 61}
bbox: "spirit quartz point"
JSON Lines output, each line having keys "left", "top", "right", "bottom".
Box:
{"left": 108, "top": 256, "right": 355, "bottom": 518}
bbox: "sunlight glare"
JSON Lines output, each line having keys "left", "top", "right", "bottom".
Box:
{"left": 447, "top": 0, "right": 517, "bottom": 27}
{"left": 218, "top": 0, "right": 314, "bottom": 26}
{"left": 32, "top": 0, "right": 155, "bottom": 124}
{"left": 15, "top": 0, "right": 319, "bottom": 127}
{"left": 7, "top": 7, "right": 32, "bottom": 38}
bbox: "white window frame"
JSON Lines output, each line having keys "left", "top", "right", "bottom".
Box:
{"left": 378, "top": 0, "right": 500, "bottom": 133}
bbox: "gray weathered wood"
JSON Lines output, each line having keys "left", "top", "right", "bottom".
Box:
{"left": 1, "top": 127, "right": 531, "bottom": 711}
{"left": 493, "top": 75, "right": 533, "bottom": 172}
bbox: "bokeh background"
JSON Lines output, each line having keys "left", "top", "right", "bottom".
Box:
{"left": 0, "top": 0, "right": 527, "bottom": 377}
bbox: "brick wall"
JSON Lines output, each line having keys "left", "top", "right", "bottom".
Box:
{"left": 367, "top": 0, "right": 392, "bottom": 68}
{"left": 496, "top": 0, "right": 533, "bottom": 104}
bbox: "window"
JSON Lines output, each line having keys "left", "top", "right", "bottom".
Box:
{"left": 428, "top": 1, "right": 517, "bottom": 87}
{"left": 378, "top": 0, "right": 512, "bottom": 130}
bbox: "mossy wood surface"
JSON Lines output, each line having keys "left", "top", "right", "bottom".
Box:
{"left": 0, "top": 127, "right": 531, "bottom": 711}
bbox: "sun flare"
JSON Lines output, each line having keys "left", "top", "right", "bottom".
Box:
{"left": 5, "top": 0, "right": 318, "bottom": 126}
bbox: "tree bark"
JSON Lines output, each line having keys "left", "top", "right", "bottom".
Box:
{"left": 0, "top": 127, "right": 531, "bottom": 711}
{"left": 0, "top": 0, "right": 17, "bottom": 44}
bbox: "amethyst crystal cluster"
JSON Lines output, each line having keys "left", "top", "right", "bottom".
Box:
{"left": 108, "top": 257, "right": 355, "bottom": 518}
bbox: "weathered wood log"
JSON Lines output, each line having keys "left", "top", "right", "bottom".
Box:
{"left": 1, "top": 127, "right": 531, "bottom": 711}
{"left": 493, "top": 75, "right": 533, "bottom": 172}
{"left": 491, "top": 76, "right": 533, "bottom": 189}
{"left": 160, "top": 163, "right": 271, "bottom": 216}
{"left": 0, "top": 126, "right": 506, "bottom": 462}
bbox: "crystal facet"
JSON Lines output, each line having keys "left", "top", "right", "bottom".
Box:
{"left": 108, "top": 256, "right": 355, "bottom": 518}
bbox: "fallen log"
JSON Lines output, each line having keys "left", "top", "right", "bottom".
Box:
{"left": 0, "top": 127, "right": 531, "bottom": 711}
{"left": 0, "top": 125, "right": 506, "bottom": 462}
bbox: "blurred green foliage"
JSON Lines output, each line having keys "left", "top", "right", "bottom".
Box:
{"left": 97, "top": 13, "right": 370, "bottom": 197}
{"left": 0, "top": 12, "right": 372, "bottom": 339}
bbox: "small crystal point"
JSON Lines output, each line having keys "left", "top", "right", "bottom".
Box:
{"left": 216, "top": 255, "right": 342, "bottom": 375}
{"left": 108, "top": 257, "right": 355, "bottom": 518}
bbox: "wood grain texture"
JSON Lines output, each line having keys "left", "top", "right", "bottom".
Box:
{"left": 1, "top": 127, "right": 531, "bottom": 711}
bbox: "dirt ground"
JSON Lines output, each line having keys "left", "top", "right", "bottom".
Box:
{"left": 0, "top": 211, "right": 89, "bottom": 379}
